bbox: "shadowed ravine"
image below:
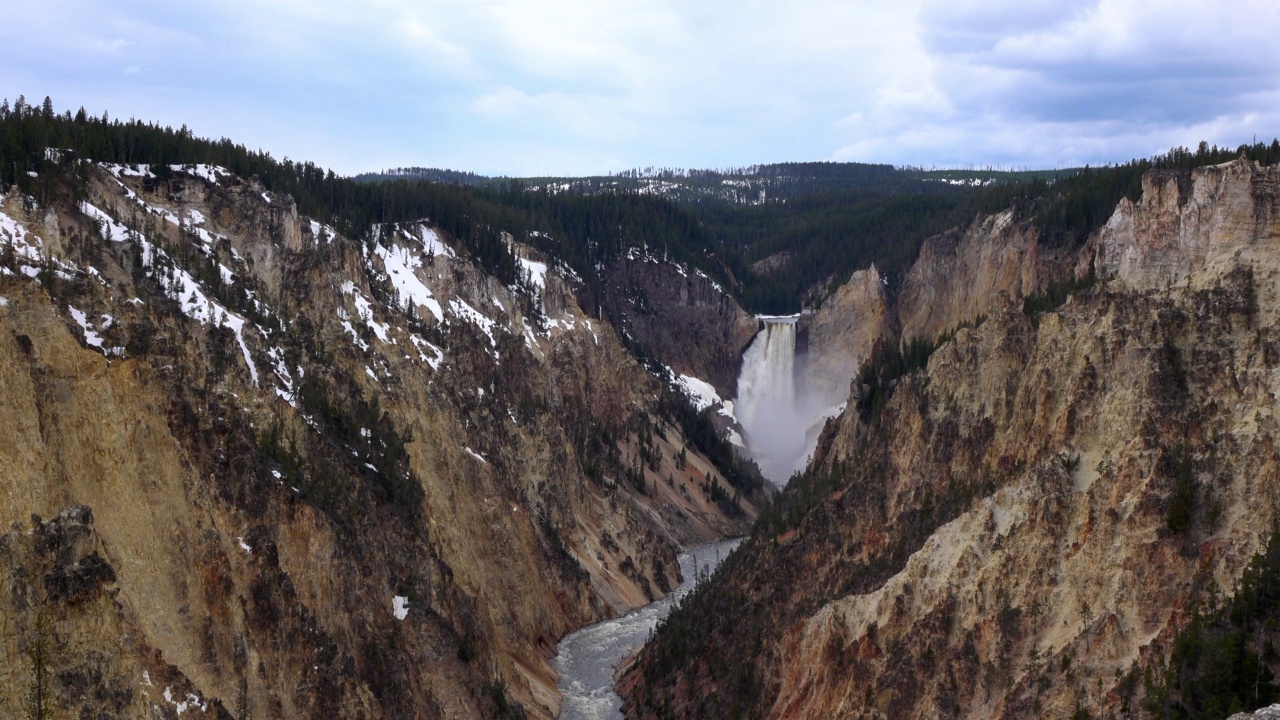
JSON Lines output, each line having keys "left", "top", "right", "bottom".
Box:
{"left": 553, "top": 538, "right": 743, "bottom": 720}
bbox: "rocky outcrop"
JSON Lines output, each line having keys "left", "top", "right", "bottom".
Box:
{"left": 897, "top": 209, "right": 1044, "bottom": 343}
{"left": 597, "top": 251, "right": 757, "bottom": 398}
{"left": 750, "top": 250, "right": 793, "bottom": 277}
{"left": 0, "top": 163, "right": 764, "bottom": 719}
{"left": 623, "top": 160, "right": 1280, "bottom": 720}
{"left": 1096, "top": 157, "right": 1280, "bottom": 291}
{"left": 791, "top": 209, "right": 1058, "bottom": 468}
{"left": 799, "top": 264, "right": 893, "bottom": 408}
{"left": 800, "top": 208, "right": 1067, "bottom": 421}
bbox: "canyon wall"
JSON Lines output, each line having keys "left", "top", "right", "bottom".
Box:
{"left": 0, "top": 163, "right": 764, "bottom": 719}
{"left": 597, "top": 250, "right": 758, "bottom": 399}
{"left": 624, "top": 158, "right": 1280, "bottom": 719}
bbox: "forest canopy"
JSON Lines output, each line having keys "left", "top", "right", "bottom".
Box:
{"left": 4, "top": 96, "right": 1277, "bottom": 314}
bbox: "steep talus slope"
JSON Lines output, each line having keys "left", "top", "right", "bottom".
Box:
{"left": 623, "top": 157, "right": 1280, "bottom": 719}
{"left": 0, "top": 161, "right": 764, "bottom": 719}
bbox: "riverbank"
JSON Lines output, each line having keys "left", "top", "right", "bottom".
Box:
{"left": 553, "top": 538, "right": 743, "bottom": 720}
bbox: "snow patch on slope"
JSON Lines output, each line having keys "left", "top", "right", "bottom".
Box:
{"left": 0, "top": 209, "right": 45, "bottom": 265}
{"left": 341, "top": 281, "right": 394, "bottom": 344}
{"left": 673, "top": 371, "right": 722, "bottom": 412}
{"left": 102, "top": 163, "right": 154, "bottom": 179}
{"left": 449, "top": 298, "right": 498, "bottom": 346}
{"left": 409, "top": 224, "right": 454, "bottom": 258}
{"left": 68, "top": 306, "right": 103, "bottom": 348}
{"left": 375, "top": 243, "right": 444, "bottom": 322}
{"left": 518, "top": 256, "right": 547, "bottom": 290}
{"left": 410, "top": 335, "right": 444, "bottom": 370}
{"left": 80, "top": 201, "right": 260, "bottom": 385}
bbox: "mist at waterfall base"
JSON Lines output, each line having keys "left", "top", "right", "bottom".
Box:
{"left": 736, "top": 317, "right": 847, "bottom": 487}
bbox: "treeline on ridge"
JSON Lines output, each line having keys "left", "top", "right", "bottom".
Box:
{"left": 0, "top": 96, "right": 747, "bottom": 314}
{"left": 5, "top": 96, "right": 1279, "bottom": 320}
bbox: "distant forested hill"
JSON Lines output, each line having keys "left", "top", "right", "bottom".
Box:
{"left": 356, "top": 161, "right": 1032, "bottom": 205}
{"left": 6, "top": 96, "right": 1279, "bottom": 315}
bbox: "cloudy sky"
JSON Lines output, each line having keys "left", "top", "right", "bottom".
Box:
{"left": 5, "top": 0, "right": 1279, "bottom": 176}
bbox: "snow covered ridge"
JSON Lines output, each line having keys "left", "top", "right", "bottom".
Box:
{"left": 99, "top": 161, "right": 233, "bottom": 185}
{"left": 79, "top": 200, "right": 261, "bottom": 384}
{"left": 172, "top": 164, "right": 232, "bottom": 185}
{"left": 925, "top": 177, "right": 996, "bottom": 187}
{"left": 374, "top": 242, "right": 444, "bottom": 322}
{"left": 397, "top": 222, "right": 455, "bottom": 259}
{"left": 69, "top": 164, "right": 601, "bottom": 395}
{"left": 524, "top": 175, "right": 774, "bottom": 205}
{"left": 361, "top": 220, "right": 592, "bottom": 356}
{"left": 97, "top": 165, "right": 236, "bottom": 264}
{"left": 102, "top": 163, "right": 154, "bottom": 179}
{"left": 69, "top": 179, "right": 302, "bottom": 398}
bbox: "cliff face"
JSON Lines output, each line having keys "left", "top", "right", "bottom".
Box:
{"left": 0, "top": 163, "right": 762, "bottom": 719}
{"left": 896, "top": 209, "right": 1046, "bottom": 342}
{"left": 1096, "top": 157, "right": 1280, "bottom": 291}
{"left": 791, "top": 207, "right": 1058, "bottom": 464}
{"left": 597, "top": 250, "right": 758, "bottom": 398}
{"left": 623, "top": 159, "right": 1280, "bottom": 719}
{"left": 799, "top": 265, "right": 893, "bottom": 412}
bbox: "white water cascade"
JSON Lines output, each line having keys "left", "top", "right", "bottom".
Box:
{"left": 736, "top": 316, "right": 807, "bottom": 486}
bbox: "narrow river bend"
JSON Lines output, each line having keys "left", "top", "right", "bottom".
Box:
{"left": 553, "top": 538, "right": 743, "bottom": 720}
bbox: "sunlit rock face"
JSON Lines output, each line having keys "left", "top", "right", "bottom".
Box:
{"left": 897, "top": 208, "right": 1046, "bottom": 344}
{"left": 623, "top": 160, "right": 1280, "bottom": 720}
{"left": 1096, "top": 157, "right": 1280, "bottom": 291}
{"left": 0, "top": 163, "right": 765, "bottom": 720}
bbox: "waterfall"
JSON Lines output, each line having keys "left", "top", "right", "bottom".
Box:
{"left": 736, "top": 317, "right": 806, "bottom": 486}
{"left": 738, "top": 320, "right": 796, "bottom": 426}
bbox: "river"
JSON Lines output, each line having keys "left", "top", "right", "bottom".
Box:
{"left": 552, "top": 537, "right": 743, "bottom": 720}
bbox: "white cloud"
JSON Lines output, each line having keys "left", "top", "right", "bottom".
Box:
{"left": 2, "top": 0, "right": 1278, "bottom": 174}
{"left": 837, "top": 0, "right": 1280, "bottom": 167}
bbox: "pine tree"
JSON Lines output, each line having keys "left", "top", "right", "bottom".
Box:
{"left": 235, "top": 676, "right": 252, "bottom": 720}
{"left": 25, "top": 616, "right": 51, "bottom": 720}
